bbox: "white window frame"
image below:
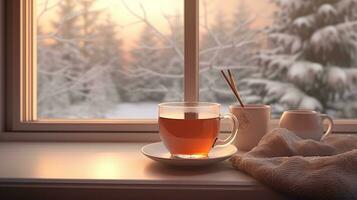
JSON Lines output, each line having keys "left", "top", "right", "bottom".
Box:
{"left": 0, "top": 0, "right": 356, "bottom": 142}
{"left": 5, "top": 0, "right": 198, "bottom": 133}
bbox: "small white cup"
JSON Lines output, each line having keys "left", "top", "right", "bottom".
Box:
{"left": 279, "top": 110, "right": 334, "bottom": 141}
{"left": 229, "top": 104, "right": 271, "bottom": 151}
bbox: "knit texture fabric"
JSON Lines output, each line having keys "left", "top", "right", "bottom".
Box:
{"left": 231, "top": 128, "right": 357, "bottom": 200}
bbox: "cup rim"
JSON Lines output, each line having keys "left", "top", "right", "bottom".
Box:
{"left": 229, "top": 104, "right": 271, "bottom": 110}
{"left": 159, "top": 102, "right": 220, "bottom": 108}
{"left": 283, "top": 109, "right": 318, "bottom": 114}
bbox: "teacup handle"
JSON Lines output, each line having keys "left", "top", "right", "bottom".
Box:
{"left": 213, "top": 113, "right": 239, "bottom": 148}
{"left": 320, "top": 114, "right": 334, "bottom": 140}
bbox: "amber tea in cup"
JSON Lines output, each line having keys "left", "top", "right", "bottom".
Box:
{"left": 159, "top": 102, "right": 239, "bottom": 159}
{"left": 159, "top": 116, "right": 219, "bottom": 156}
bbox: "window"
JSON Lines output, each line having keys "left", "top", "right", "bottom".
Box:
{"left": 5, "top": 0, "right": 357, "bottom": 134}
{"left": 6, "top": 0, "right": 193, "bottom": 132}
{"left": 198, "top": 0, "right": 357, "bottom": 120}
{"left": 37, "top": 0, "right": 184, "bottom": 119}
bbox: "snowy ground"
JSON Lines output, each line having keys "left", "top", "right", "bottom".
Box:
{"left": 105, "top": 102, "right": 232, "bottom": 119}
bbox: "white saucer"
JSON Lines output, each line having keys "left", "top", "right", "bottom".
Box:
{"left": 141, "top": 142, "right": 237, "bottom": 167}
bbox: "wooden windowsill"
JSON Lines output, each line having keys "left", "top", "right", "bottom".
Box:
{"left": 0, "top": 142, "right": 288, "bottom": 199}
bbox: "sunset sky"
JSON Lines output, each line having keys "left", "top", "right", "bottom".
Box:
{"left": 37, "top": 0, "right": 275, "bottom": 50}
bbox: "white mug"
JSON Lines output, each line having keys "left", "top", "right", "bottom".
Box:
{"left": 279, "top": 110, "right": 334, "bottom": 141}
{"left": 230, "top": 104, "right": 271, "bottom": 151}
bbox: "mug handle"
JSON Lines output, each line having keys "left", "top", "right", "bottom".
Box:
{"left": 320, "top": 114, "right": 334, "bottom": 140}
{"left": 213, "top": 113, "right": 239, "bottom": 148}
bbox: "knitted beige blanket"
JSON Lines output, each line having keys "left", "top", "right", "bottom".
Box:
{"left": 231, "top": 128, "right": 357, "bottom": 200}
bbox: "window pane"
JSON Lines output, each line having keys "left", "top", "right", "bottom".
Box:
{"left": 199, "top": 0, "right": 357, "bottom": 118}
{"left": 37, "top": 0, "right": 183, "bottom": 119}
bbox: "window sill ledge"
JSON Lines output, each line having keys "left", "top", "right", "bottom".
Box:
{"left": 0, "top": 142, "right": 288, "bottom": 199}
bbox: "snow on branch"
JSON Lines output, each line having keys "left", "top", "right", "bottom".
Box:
{"left": 121, "top": 0, "right": 184, "bottom": 61}
{"left": 37, "top": 0, "right": 60, "bottom": 23}
{"left": 242, "top": 78, "right": 323, "bottom": 110}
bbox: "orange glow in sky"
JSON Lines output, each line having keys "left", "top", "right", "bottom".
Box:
{"left": 37, "top": 0, "right": 275, "bottom": 49}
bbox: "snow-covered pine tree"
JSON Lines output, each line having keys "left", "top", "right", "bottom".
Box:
{"left": 37, "top": 34, "right": 72, "bottom": 118}
{"left": 201, "top": 11, "right": 231, "bottom": 67}
{"left": 162, "top": 13, "right": 185, "bottom": 102}
{"left": 96, "top": 16, "right": 124, "bottom": 103}
{"left": 76, "top": 0, "right": 101, "bottom": 97}
{"left": 227, "top": 0, "right": 262, "bottom": 105}
{"left": 231, "top": 0, "right": 258, "bottom": 67}
{"left": 74, "top": 0, "right": 122, "bottom": 117}
{"left": 127, "top": 25, "right": 166, "bottom": 102}
{"left": 37, "top": 0, "right": 84, "bottom": 117}
{"left": 53, "top": 0, "right": 84, "bottom": 104}
{"left": 38, "top": 0, "right": 123, "bottom": 118}
{"left": 200, "top": 11, "right": 231, "bottom": 102}
{"left": 81, "top": 15, "right": 123, "bottom": 117}
{"left": 243, "top": 0, "right": 357, "bottom": 117}
{"left": 51, "top": 0, "right": 79, "bottom": 40}
{"left": 199, "top": 0, "right": 258, "bottom": 103}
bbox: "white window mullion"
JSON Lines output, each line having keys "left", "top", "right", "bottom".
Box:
{"left": 184, "top": 0, "right": 199, "bottom": 102}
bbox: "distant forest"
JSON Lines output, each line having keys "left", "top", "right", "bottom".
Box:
{"left": 37, "top": 0, "right": 357, "bottom": 119}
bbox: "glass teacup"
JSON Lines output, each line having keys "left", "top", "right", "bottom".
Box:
{"left": 159, "top": 102, "right": 239, "bottom": 159}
